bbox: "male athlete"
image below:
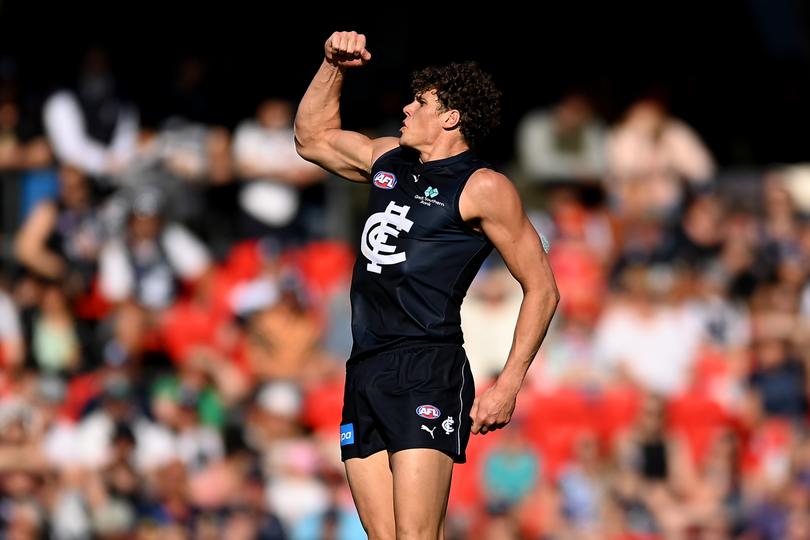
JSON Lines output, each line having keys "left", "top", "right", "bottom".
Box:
{"left": 295, "top": 31, "right": 559, "bottom": 540}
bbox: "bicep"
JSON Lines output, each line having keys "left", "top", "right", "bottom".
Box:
{"left": 295, "top": 129, "right": 397, "bottom": 183}
{"left": 477, "top": 181, "right": 555, "bottom": 293}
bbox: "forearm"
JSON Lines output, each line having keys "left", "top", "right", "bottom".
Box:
{"left": 497, "top": 286, "right": 559, "bottom": 392}
{"left": 17, "top": 248, "right": 65, "bottom": 279}
{"left": 0, "top": 445, "right": 47, "bottom": 472}
{"left": 237, "top": 157, "right": 326, "bottom": 185}
{"left": 294, "top": 60, "right": 344, "bottom": 147}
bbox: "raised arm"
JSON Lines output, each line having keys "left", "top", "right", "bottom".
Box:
{"left": 294, "top": 30, "right": 398, "bottom": 182}
{"left": 461, "top": 169, "right": 560, "bottom": 435}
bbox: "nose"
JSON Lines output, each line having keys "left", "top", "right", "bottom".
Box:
{"left": 403, "top": 100, "right": 416, "bottom": 116}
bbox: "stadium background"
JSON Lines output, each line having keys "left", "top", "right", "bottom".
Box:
{"left": 0, "top": 2, "right": 809, "bottom": 538}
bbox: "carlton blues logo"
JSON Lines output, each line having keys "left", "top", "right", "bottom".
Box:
{"left": 361, "top": 202, "right": 413, "bottom": 274}
{"left": 416, "top": 405, "right": 441, "bottom": 420}
{"left": 373, "top": 171, "right": 397, "bottom": 189}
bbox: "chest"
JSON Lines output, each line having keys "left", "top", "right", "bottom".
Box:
{"left": 367, "top": 166, "right": 460, "bottom": 236}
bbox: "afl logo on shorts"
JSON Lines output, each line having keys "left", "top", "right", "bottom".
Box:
{"left": 416, "top": 405, "right": 441, "bottom": 420}
{"left": 373, "top": 171, "right": 397, "bottom": 189}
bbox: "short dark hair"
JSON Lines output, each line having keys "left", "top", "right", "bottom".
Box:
{"left": 410, "top": 61, "right": 501, "bottom": 150}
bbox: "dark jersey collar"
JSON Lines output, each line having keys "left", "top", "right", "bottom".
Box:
{"left": 412, "top": 149, "right": 474, "bottom": 174}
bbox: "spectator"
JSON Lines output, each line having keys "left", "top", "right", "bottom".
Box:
{"left": 43, "top": 47, "right": 139, "bottom": 182}
{"left": 99, "top": 186, "right": 210, "bottom": 310}
{"left": 748, "top": 335, "right": 808, "bottom": 422}
{"left": 15, "top": 164, "right": 103, "bottom": 294}
{"left": 31, "top": 283, "right": 80, "bottom": 374}
{"left": 233, "top": 98, "right": 327, "bottom": 240}
{"left": 0, "top": 74, "right": 52, "bottom": 173}
{"left": 606, "top": 97, "right": 714, "bottom": 220}
{"left": 516, "top": 91, "right": 607, "bottom": 184}
{"left": 481, "top": 424, "right": 540, "bottom": 508}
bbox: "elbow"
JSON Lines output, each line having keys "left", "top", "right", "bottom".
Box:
{"left": 548, "top": 284, "right": 560, "bottom": 312}
{"left": 294, "top": 113, "right": 334, "bottom": 162}
{"left": 293, "top": 126, "right": 316, "bottom": 162}
{"left": 524, "top": 280, "right": 560, "bottom": 312}
{"left": 294, "top": 135, "right": 313, "bottom": 161}
{"left": 13, "top": 236, "right": 31, "bottom": 266}
{"left": 540, "top": 280, "right": 560, "bottom": 312}
{"left": 295, "top": 130, "right": 331, "bottom": 166}
{"left": 293, "top": 113, "right": 315, "bottom": 148}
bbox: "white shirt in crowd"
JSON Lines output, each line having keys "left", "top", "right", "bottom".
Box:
{"left": 0, "top": 291, "right": 22, "bottom": 342}
{"left": 43, "top": 90, "right": 139, "bottom": 177}
{"left": 99, "top": 223, "right": 210, "bottom": 308}
{"left": 593, "top": 302, "right": 705, "bottom": 395}
{"left": 43, "top": 410, "right": 222, "bottom": 473}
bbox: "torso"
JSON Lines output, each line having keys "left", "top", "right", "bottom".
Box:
{"left": 348, "top": 145, "right": 494, "bottom": 363}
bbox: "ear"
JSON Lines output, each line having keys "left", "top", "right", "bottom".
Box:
{"left": 441, "top": 109, "right": 461, "bottom": 130}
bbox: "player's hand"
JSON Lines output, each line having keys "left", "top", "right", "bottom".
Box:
{"left": 469, "top": 382, "right": 517, "bottom": 435}
{"left": 325, "top": 31, "right": 372, "bottom": 68}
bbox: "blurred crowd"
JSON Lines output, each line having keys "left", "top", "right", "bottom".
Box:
{"left": 0, "top": 47, "right": 809, "bottom": 540}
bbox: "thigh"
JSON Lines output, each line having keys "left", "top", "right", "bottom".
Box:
{"left": 391, "top": 448, "right": 454, "bottom": 540}
{"left": 344, "top": 450, "right": 396, "bottom": 540}
{"left": 369, "top": 345, "right": 475, "bottom": 463}
{"left": 341, "top": 363, "right": 386, "bottom": 462}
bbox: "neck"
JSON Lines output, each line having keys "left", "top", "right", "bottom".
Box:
{"left": 416, "top": 138, "right": 470, "bottom": 163}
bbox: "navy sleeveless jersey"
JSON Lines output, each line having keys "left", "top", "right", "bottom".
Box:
{"left": 348, "top": 146, "right": 494, "bottom": 363}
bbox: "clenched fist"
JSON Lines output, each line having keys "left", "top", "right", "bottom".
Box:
{"left": 325, "top": 31, "right": 372, "bottom": 68}
{"left": 469, "top": 381, "right": 518, "bottom": 436}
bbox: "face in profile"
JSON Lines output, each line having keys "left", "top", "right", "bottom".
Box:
{"left": 399, "top": 89, "right": 455, "bottom": 149}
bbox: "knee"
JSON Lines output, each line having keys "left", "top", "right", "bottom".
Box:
{"left": 396, "top": 521, "right": 442, "bottom": 540}
{"left": 363, "top": 523, "right": 396, "bottom": 540}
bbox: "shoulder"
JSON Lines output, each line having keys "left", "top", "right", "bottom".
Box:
{"left": 233, "top": 120, "right": 261, "bottom": 142}
{"left": 467, "top": 168, "right": 512, "bottom": 188}
{"left": 370, "top": 137, "right": 401, "bottom": 165}
{"left": 662, "top": 120, "right": 704, "bottom": 144}
{"left": 460, "top": 168, "right": 521, "bottom": 221}
{"left": 43, "top": 90, "right": 77, "bottom": 111}
{"left": 518, "top": 110, "right": 552, "bottom": 129}
{"left": 34, "top": 198, "right": 59, "bottom": 214}
{"left": 26, "top": 200, "right": 58, "bottom": 225}
{"left": 162, "top": 223, "right": 206, "bottom": 250}
{"left": 465, "top": 168, "right": 518, "bottom": 203}
{"left": 100, "top": 239, "right": 129, "bottom": 268}
{"left": 45, "top": 89, "right": 73, "bottom": 103}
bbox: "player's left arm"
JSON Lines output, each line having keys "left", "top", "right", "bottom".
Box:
{"left": 460, "top": 169, "right": 560, "bottom": 435}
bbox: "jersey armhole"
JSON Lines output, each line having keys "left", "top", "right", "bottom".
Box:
{"left": 452, "top": 169, "right": 491, "bottom": 242}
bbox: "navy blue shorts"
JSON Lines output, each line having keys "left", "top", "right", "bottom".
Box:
{"left": 340, "top": 343, "right": 475, "bottom": 464}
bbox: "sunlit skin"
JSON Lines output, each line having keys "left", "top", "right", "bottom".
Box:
{"left": 399, "top": 91, "right": 459, "bottom": 154}
{"left": 295, "top": 30, "right": 559, "bottom": 540}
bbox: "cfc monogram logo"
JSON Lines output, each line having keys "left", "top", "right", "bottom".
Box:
{"left": 361, "top": 202, "right": 413, "bottom": 274}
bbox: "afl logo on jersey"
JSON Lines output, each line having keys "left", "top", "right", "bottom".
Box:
{"left": 373, "top": 171, "right": 397, "bottom": 189}
{"left": 416, "top": 405, "right": 441, "bottom": 420}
